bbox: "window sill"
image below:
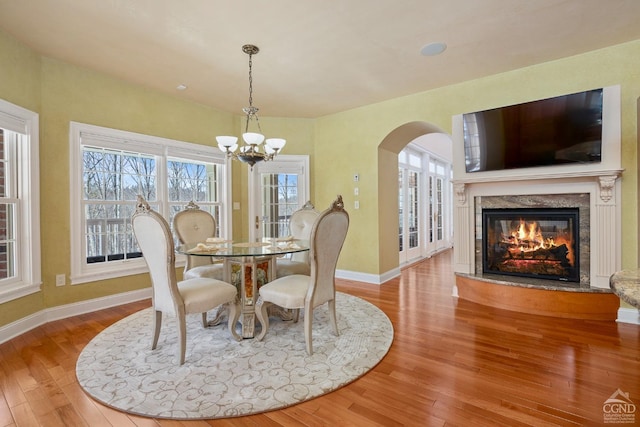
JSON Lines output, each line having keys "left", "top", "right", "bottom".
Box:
{"left": 0, "top": 282, "right": 42, "bottom": 304}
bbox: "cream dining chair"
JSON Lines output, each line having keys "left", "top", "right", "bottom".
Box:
{"left": 275, "top": 200, "right": 319, "bottom": 278}
{"left": 173, "top": 201, "right": 224, "bottom": 281}
{"left": 255, "top": 195, "right": 349, "bottom": 355}
{"left": 132, "top": 196, "right": 241, "bottom": 365}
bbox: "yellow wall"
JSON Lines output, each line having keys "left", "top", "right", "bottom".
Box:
{"left": 0, "top": 30, "right": 317, "bottom": 325}
{"left": 315, "top": 40, "right": 639, "bottom": 276}
{"left": 0, "top": 28, "right": 638, "bottom": 326}
{"left": 38, "top": 56, "right": 241, "bottom": 310}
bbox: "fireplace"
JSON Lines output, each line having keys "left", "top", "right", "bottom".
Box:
{"left": 452, "top": 86, "right": 622, "bottom": 291}
{"left": 482, "top": 208, "right": 579, "bottom": 282}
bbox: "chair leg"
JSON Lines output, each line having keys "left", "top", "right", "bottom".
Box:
{"left": 328, "top": 299, "right": 339, "bottom": 336}
{"left": 292, "top": 308, "right": 300, "bottom": 323}
{"left": 201, "top": 312, "right": 208, "bottom": 328}
{"left": 227, "top": 301, "right": 242, "bottom": 341}
{"left": 178, "top": 315, "right": 187, "bottom": 365}
{"left": 304, "top": 308, "right": 313, "bottom": 355}
{"left": 152, "top": 310, "right": 162, "bottom": 350}
{"left": 255, "top": 297, "right": 270, "bottom": 341}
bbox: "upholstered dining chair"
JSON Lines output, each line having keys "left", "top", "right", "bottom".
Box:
{"left": 255, "top": 195, "right": 349, "bottom": 355}
{"left": 275, "top": 201, "right": 319, "bottom": 278}
{"left": 132, "top": 196, "right": 241, "bottom": 365}
{"left": 173, "top": 201, "right": 224, "bottom": 281}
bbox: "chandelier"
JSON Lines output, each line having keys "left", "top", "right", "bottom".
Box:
{"left": 216, "top": 44, "right": 286, "bottom": 168}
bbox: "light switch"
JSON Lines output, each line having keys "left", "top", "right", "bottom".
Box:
{"left": 233, "top": 202, "right": 240, "bottom": 210}
{"left": 354, "top": 187, "right": 359, "bottom": 196}
{"left": 354, "top": 200, "right": 360, "bottom": 209}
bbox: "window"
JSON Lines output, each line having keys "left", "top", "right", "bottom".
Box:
{"left": 70, "top": 122, "right": 229, "bottom": 284}
{"left": 0, "top": 99, "right": 41, "bottom": 303}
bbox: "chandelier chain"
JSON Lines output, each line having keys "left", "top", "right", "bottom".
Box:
{"left": 247, "top": 52, "right": 253, "bottom": 108}
{"left": 244, "top": 49, "right": 261, "bottom": 134}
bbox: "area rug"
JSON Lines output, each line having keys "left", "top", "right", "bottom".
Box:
{"left": 76, "top": 292, "right": 393, "bottom": 420}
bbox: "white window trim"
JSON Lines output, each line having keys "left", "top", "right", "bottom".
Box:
{"left": 0, "top": 99, "right": 42, "bottom": 303}
{"left": 69, "top": 122, "right": 230, "bottom": 285}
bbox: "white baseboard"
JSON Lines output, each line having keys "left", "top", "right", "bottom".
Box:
{"left": 0, "top": 288, "right": 152, "bottom": 345}
{"left": 616, "top": 307, "right": 640, "bottom": 325}
{"left": 336, "top": 267, "right": 400, "bottom": 285}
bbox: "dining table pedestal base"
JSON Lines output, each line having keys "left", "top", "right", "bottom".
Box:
{"left": 224, "top": 256, "right": 274, "bottom": 339}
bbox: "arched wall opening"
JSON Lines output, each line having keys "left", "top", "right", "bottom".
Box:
{"left": 377, "top": 121, "right": 453, "bottom": 278}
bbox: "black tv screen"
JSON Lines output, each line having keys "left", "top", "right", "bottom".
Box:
{"left": 463, "top": 88, "right": 603, "bottom": 173}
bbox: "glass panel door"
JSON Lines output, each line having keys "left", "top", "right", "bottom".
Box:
{"left": 249, "top": 155, "right": 309, "bottom": 242}
{"left": 260, "top": 173, "right": 299, "bottom": 239}
{"left": 398, "top": 169, "right": 404, "bottom": 254}
{"left": 399, "top": 150, "right": 422, "bottom": 264}
{"left": 426, "top": 159, "right": 449, "bottom": 254}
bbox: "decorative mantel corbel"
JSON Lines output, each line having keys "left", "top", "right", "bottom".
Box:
{"left": 454, "top": 183, "right": 467, "bottom": 205}
{"left": 598, "top": 175, "right": 619, "bottom": 203}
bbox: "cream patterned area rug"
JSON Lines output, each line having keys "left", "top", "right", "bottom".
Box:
{"left": 76, "top": 292, "right": 393, "bottom": 420}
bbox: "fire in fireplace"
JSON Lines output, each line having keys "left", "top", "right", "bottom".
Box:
{"left": 482, "top": 208, "right": 580, "bottom": 282}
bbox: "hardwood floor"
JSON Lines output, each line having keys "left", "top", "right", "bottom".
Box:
{"left": 1, "top": 249, "right": 638, "bottom": 426}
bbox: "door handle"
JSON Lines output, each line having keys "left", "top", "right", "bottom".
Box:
{"left": 255, "top": 215, "right": 259, "bottom": 229}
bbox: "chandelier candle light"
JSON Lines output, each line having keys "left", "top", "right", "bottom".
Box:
{"left": 216, "top": 45, "right": 286, "bottom": 168}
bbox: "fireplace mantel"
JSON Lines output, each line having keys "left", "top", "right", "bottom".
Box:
{"left": 454, "top": 168, "right": 623, "bottom": 185}
{"left": 452, "top": 169, "right": 623, "bottom": 289}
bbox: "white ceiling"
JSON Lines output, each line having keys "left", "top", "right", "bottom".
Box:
{"left": 1, "top": 0, "right": 640, "bottom": 118}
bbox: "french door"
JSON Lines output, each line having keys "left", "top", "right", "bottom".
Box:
{"left": 399, "top": 148, "right": 452, "bottom": 265}
{"left": 398, "top": 150, "right": 422, "bottom": 264}
{"left": 248, "top": 155, "right": 310, "bottom": 242}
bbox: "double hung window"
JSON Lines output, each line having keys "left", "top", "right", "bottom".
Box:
{"left": 70, "top": 122, "right": 229, "bottom": 284}
{"left": 0, "top": 99, "right": 41, "bottom": 303}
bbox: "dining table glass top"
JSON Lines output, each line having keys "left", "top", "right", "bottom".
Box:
{"left": 176, "top": 238, "right": 309, "bottom": 258}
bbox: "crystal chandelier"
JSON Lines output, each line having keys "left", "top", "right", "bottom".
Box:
{"left": 216, "top": 44, "right": 286, "bottom": 168}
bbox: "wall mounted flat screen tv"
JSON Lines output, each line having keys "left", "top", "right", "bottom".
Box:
{"left": 463, "top": 88, "right": 603, "bottom": 173}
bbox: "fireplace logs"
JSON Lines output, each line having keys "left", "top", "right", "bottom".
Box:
{"left": 483, "top": 208, "right": 579, "bottom": 282}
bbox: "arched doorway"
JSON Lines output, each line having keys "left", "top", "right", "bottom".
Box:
{"left": 378, "top": 121, "right": 453, "bottom": 275}
{"left": 399, "top": 133, "right": 453, "bottom": 265}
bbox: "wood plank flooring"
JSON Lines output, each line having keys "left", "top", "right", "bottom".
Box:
{"left": 1, "top": 249, "right": 639, "bottom": 426}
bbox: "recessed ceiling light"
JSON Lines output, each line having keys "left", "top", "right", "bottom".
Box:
{"left": 176, "top": 84, "right": 188, "bottom": 91}
{"left": 420, "top": 42, "right": 447, "bottom": 57}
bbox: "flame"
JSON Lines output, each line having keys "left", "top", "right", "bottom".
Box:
{"left": 502, "top": 219, "right": 574, "bottom": 265}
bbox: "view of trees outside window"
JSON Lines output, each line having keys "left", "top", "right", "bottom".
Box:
{"left": 260, "top": 173, "right": 298, "bottom": 238}
{"left": 0, "top": 129, "right": 16, "bottom": 280}
{"left": 83, "top": 147, "right": 221, "bottom": 265}
{"left": 167, "top": 158, "right": 222, "bottom": 236}
{"left": 83, "top": 147, "right": 155, "bottom": 264}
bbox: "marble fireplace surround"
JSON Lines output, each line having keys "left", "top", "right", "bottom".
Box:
{"left": 453, "top": 170, "right": 622, "bottom": 290}
{"left": 476, "top": 193, "right": 589, "bottom": 286}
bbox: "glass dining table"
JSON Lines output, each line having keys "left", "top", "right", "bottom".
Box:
{"left": 176, "top": 238, "right": 309, "bottom": 338}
